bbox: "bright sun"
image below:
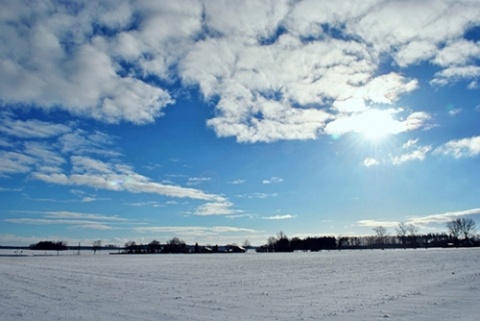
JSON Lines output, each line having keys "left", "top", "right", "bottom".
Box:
{"left": 354, "top": 109, "right": 400, "bottom": 142}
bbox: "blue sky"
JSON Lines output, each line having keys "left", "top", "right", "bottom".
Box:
{"left": 1, "top": 0, "right": 479, "bottom": 246}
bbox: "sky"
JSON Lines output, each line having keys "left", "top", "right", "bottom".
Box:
{"left": 1, "top": 0, "right": 480, "bottom": 247}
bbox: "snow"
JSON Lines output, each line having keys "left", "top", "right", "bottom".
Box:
{"left": 1, "top": 248, "right": 479, "bottom": 321}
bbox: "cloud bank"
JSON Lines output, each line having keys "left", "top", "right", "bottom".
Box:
{"left": 2, "top": 1, "right": 479, "bottom": 143}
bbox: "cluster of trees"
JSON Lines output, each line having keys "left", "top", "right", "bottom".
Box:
{"left": 29, "top": 241, "right": 68, "bottom": 255}
{"left": 122, "top": 238, "right": 233, "bottom": 254}
{"left": 124, "top": 238, "right": 188, "bottom": 254}
{"left": 257, "top": 232, "right": 336, "bottom": 252}
{"left": 260, "top": 218, "right": 478, "bottom": 252}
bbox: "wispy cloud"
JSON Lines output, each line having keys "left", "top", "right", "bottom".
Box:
{"left": 5, "top": 211, "right": 130, "bottom": 230}
{"left": 187, "top": 177, "right": 211, "bottom": 186}
{"left": 434, "top": 136, "right": 480, "bottom": 158}
{"left": 0, "top": 113, "right": 71, "bottom": 138}
{"left": 194, "top": 201, "right": 242, "bottom": 216}
{"left": 262, "top": 176, "right": 284, "bottom": 184}
{"left": 236, "top": 192, "right": 279, "bottom": 199}
{"left": 390, "top": 145, "right": 432, "bottom": 165}
{"left": 363, "top": 158, "right": 379, "bottom": 167}
{"left": 357, "top": 220, "right": 399, "bottom": 228}
{"left": 406, "top": 208, "right": 480, "bottom": 226}
{"left": 262, "top": 214, "right": 297, "bottom": 220}
{"left": 0, "top": 114, "right": 227, "bottom": 203}
{"left": 134, "top": 226, "right": 257, "bottom": 235}
{"left": 228, "top": 179, "right": 246, "bottom": 185}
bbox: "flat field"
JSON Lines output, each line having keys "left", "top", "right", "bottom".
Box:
{"left": 1, "top": 248, "right": 479, "bottom": 321}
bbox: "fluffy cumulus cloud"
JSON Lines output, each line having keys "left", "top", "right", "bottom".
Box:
{"left": 1, "top": 1, "right": 479, "bottom": 142}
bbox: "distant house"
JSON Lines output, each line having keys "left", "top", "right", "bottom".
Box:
{"left": 223, "top": 245, "right": 246, "bottom": 253}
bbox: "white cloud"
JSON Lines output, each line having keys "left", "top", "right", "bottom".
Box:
{"left": 431, "top": 66, "right": 480, "bottom": 86}
{"left": 357, "top": 220, "right": 399, "bottom": 228}
{"left": 433, "top": 40, "right": 480, "bottom": 67}
{"left": 194, "top": 201, "right": 241, "bottom": 216}
{"left": 363, "top": 158, "right": 379, "bottom": 167}
{"left": 0, "top": 113, "right": 71, "bottom": 138}
{"left": 59, "top": 129, "right": 120, "bottom": 157}
{"left": 0, "top": 112, "right": 225, "bottom": 202}
{"left": 44, "top": 211, "right": 128, "bottom": 222}
{"left": 325, "top": 109, "right": 430, "bottom": 139}
{"left": 0, "top": 1, "right": 479, "bottom": 142}
{"left": 4, "top": 210, "right": 132, "bottom": 231}
{"left": 33, "top": 169, "right": 225, "bottom": 202}
{"left": 262, "top": 214, "right": 296, "bottom": 220}
{"left": 434, "top": 136, "right": 480, "bottom": 158}
{"left": 0, "top": 151, "right": 36, "bottom": 176}
{"left": 228, "top": 179, "right": 246, "bottom": 185}
{"left": 407, "top": 208, "right": 480, "bottom": 226}
{"left": 187, "top": 177, "right": 211, "bottom": 186}
{"left": 134, "top": 225, "right": 257, "bottom": 235}
{"left": 262, "top": 176, "right": 284, "bottom": 184}
{"left": 236, "top": 192, "right": 279, "bottom": 199}
{"left": 390, "top": 145, "right": 432, "bottom": 165}
{"left": 448, "top": 108, "right": 462, "bottom": 116}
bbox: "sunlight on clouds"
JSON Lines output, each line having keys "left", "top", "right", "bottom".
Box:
{"left": 1, "top": 1, "right": 476, "bottom": 142}
{"left": 326, "top": 109, "right": 403, "bottom": 141}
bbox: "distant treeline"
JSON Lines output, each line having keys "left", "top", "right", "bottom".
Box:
{"left": 259, "top": 218, "right": 478, "bottom": 252}
{"left": 12, "top": 219, "right": 478, "bottom": 255}
{"left": 121, "top": 238, "right": 246, "bottom": 254}
{"left": 258, "top": 231, "right": 479, "bottom": 253}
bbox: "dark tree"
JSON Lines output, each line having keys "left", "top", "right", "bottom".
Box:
{"left": 148, "top": 240, "right": 161, "bottom": 253}
{"left": 447, "top": 218, "right": 476, "bottom": 245}
{"left": 373, "top": 226, "right": 388, "bottom": 249}
{"left": 458, "top": 218, "right": 476, "bottom": 241}
{"left": 30, "top": 241, "right": 68, "bottom": 255}
{"left": 162, "top": 237, "right": 187, "bottom": 253}
{"left": 396, "top": 223, "right": 408, "bottom": 249}
{"left": 407, "top": 224, "right": 419, "bottom": 248}
{"left": 274, "top": 231, "right": 292, "bottom": 252}
{"left": 92, "top": 240, "right": 102, "bottom": 255}
{"left": 125, "top": 241, "right": 137, "bottom": 253}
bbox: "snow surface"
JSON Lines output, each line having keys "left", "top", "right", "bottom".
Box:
{"left": 1, "top": 248, "right": 479, "bottom": 321}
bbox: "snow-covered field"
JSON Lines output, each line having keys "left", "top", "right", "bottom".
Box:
{"left": 1, "top": 248, "right": 479, "bottom": 321}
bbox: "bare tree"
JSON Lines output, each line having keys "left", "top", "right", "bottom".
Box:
{"left": 459, "top": 218, "right": 476, "bottom": 240}
{"left": 396, "top": 223, "right": 408, "bottom": 248}
{"left": 446, "top": 219, "right": 461, "bottom": 239}
{"left": 448, "top": 218, "right": 476, "bottom": 241}
{"left": 373, "top": 226, "right": 388, "bottom": 249}
{"left": 266, "top": 236, "right": 276, "bottom": 252}
{"left": 407, "top": 224, "right": 418, "bottom": 248}
{"left": 92, "top": 240, "right": 102, "bottom": 255}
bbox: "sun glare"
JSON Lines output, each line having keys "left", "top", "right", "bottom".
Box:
{"left": 355, "top": 109, "right": 400, "bottom": 142}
